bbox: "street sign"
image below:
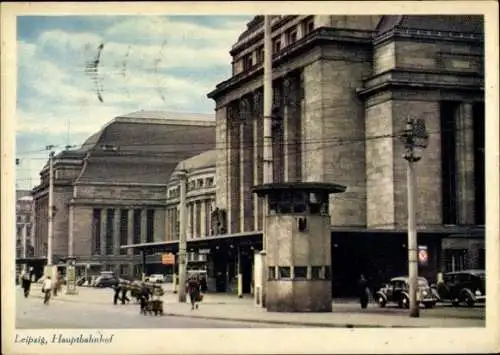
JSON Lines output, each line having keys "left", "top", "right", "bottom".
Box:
{"left": 418, "top": 245, "right": 428, "bottom": 266}
{"left": 161, "top": 253, "right": 175, "bottom": 265}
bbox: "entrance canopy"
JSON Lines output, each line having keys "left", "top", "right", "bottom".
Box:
{"left": 120, "top": 231, "right": 263, "bottom": 254}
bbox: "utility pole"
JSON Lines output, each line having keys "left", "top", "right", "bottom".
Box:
{"left": 44, "top": 147, "right": 56, "bottom": 280}
{"left": 178, "top": 169, "right": 188, "bottom": 303}
{"left": 261, "top": 14, "right": 274, "bottom": 308}
{"left": 47, "top": 150, "right": 55, "bottom": 266}
{"left": 401, "top": 117, "right": 429, "bottom": 318}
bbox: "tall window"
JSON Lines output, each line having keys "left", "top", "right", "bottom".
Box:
{"left": 303, "top": 17, "right": 314, "bottom": 35}
{"left": 273, "top": 38, "right": 282, "bottom": 54}
{"left": 473, "top": 102, "right": 485, "bottom": 225}
{"left": 440, "top": 101, "right": 458, "bottom": 225}
{"left": 133, "top": 209, "right": 142, "bottom": 255}
{"left": 243, "top": 54, "right": 253, "bottom": 71}
{"left": 106, "top": 209, "right": 114, "bottom": 255}
{"left": 257, "top": 46, "right": 264, "bottom": 64}
{"left": 92, "top": 209, "right": 102, "bottom": 255}
{"left": 146, "top": 209, "right": 155, "bottom": 243}
{"left": 286, "top": 28, "right": 298, "bottom": 45}
{"left": 119, "top": 209, "right": 128, "bottom": 255}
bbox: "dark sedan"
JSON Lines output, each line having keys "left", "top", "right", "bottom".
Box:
{"left": 436, "top": 269, "right": 486, "bottom": 307}
{"left": 94, "top": 274, "right": 119, "bottom": 288}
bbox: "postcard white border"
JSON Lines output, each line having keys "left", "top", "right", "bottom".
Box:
{"left": 1, "top": 1, "right": 499, "bottom": 354}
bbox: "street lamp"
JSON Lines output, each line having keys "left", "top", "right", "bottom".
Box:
{"left": 400, "top": 117, "right": 429, "bottom": 318}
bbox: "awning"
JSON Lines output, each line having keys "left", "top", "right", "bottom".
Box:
{"left": 120, "top": 231, "right": 263, "bottom": 251}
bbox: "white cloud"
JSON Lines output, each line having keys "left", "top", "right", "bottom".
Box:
{"left": 15, "top": 15, "right": 252, "bottom": 189}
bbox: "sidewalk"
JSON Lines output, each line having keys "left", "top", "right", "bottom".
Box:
{"left": 26, "top": 284, "right": 484, "bottom": 328}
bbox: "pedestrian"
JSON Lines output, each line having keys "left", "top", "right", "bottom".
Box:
{"left": 53, "top": 271, "right": 63, "bottom": 297}
{"left": 121, "top": 282, "right": 130, "bottom": 304}
{"left": 42, "top": 276, "right": 53, "bottom": 305}
{"left": 113, "top": 283, "right": 122, "bottom": 305}
{"left": 187, "top": 276, "right": 201, "bottom": 310}
{"left": 21, "top": 270, "right": 32, "bottom": 298}
{"left": 138, "top": 282, "right": 151, "bottom": 314}
{"left": 200, "top": 276, "right": 208, "bottom": 293}
{"left": 358, "top": 274, "right": 370, "bottom": 309}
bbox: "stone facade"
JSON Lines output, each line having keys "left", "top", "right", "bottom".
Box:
{"left": 32, "top": 111, "right": 215, "bottom": 276}
{"left": 15, "top": 192, "right": 34, "bottom": 261}
{"left": 208, "top": 15, "right": 485, "bottom": 275}
{"left": 166, "top": 150, "right": 216, "bottom": 242}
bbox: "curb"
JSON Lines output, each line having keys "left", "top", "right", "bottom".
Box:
{"left": 160, "top": 312, "right": 415, "bottom": 328}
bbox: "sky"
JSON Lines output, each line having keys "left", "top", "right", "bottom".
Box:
{"left": 15, "top": 15, "right": 253, "bottom": 190}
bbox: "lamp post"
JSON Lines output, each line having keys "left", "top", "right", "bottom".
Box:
{"left": 401, "top": 117, "right": 429, "bottom": 318}
{"left": 177, "top": 169, "right": 188, "bottom": 303}
{"left": 260, "top": 14, "right": 274, "bottom": 308}
{"left": 46, "top": 150, "right": 55, "bottom": 279}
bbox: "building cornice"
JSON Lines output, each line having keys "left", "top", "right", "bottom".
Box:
{"left": 70, "top": 198, "right": 166, "bottom": 207}
{"left": 374, "top": 27, "right": 484, "bottom": 47}
{"left": 73, "top": 181, "right": 167, "bottom": 188}
{"left": 208, "top": 27, "right": 373, "bottom": 101}
{"left": 357, "top": 68, "right": 484, "bottom": 99}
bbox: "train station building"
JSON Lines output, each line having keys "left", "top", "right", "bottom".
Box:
{"left": 127, "top": 15, "right": 485, "bottom": 297}
{"left": 29, "top": 15, "right": 485, "bottom": 297}
{"left": 30, "top": 111, "right": 215, "bottom": 279}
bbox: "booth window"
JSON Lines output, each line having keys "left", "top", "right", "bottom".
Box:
{"left": 278, "top": 191, "right": 292, "bottom": 213}
{"left": 268, "top": 266, "right": 276, "bottom": 280}
{"left": 324, "top": 266, "right": 331, "bottom": 280}
{"left": 278, "top": 266, "right": 291, "bottom": 279}
{"left": 268, "top": 192, "right": 279, "bottom": 214}
{"left": 311, "top": 266, "right": 322, "bottom": 280}
{"left": 293, "top": 191, "right": 308, "bottom": 214}
{"left": 294, "top": 266, "right": 307, "bottom": 279}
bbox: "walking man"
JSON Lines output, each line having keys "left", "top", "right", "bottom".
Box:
{"left": 113, "top": 283, "right": 122, "bottom": 305}
{"left": 187, "top": 276, "right": 201, "bottom": 310}
{"left": 42, "top": 276, "right": 53, "bottom": 305}
{"left": 358, "top": 274, "right": 370, "bottom": 309}
{"left": 21, "top": 269, "right": 32, "bottom": 298}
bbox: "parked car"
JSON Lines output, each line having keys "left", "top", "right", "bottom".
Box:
{"left": 94, "top": 274, "right": 119, "bottom": 288}
{"left": 146, "top": 274, "right": 165, "bottom": 283}
{"left": 375, "top": 276, "right": 439, "bottom": 309}
{"left": 436, "top": 269, "right": 485, "bottom": 307}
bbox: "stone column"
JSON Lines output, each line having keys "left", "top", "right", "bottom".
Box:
{"left": 228, "top": 102, "right": 241, "bottom": 234}
{"left": 68, "top": 203, "right": 74, "bottom": 257}
{"left": 283, "top": 75, "right": 301, "bottom": 182}
{"left": 193, "top": 201, "right": 199, "bottom": 238}
{"left": 100, "top": 208, "right": 107, "bottom": 256}
{"left": 187, "top": 203, "right": 193, "bottom": 239}
{"left": 253, "top": 91, "right": 264, "bottom": 231}
{"left": 141, "top": 208, "right": 148, "bottom": 243}
{"left": 127, "top": 209, "right": 134, "bottom": 256}
{"left": 272, "top": 83, "right": 285, "bottom": 183}
{"left": 200, "top": 200, "right": 207, "bottom": 238}
{"left": 455, "top": 102, "right": 475, "bottom": 225}
{"left": 113, "top": 209, "right": 120, "bottom": 255}
{"left": 240, "top": 96, "right": 255, "bottom": 233}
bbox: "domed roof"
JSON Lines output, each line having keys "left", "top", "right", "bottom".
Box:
{"left": 171, "top": 149, "right": 216, "bottom": 178}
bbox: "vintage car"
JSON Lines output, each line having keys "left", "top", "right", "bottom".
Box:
{"left": 436, "top": 269, "right": 485, "bottom": 307}
{"left": 375, "top": 276, "right": 439, "bottom": 309}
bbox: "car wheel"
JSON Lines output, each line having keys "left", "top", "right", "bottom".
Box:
{"left": 377, "top": 296, "right": 386, "bottom": 308}
{"left": 451, "top": 299, "right": 460, "bottom": 307}
{"left": 424, "top": 302, "right": 435, "bottom": 309}
{"left": 400, "top": 296, "right": 409, "bottom": 309}
{"left": 462, "top": 293, "right": 475, "bottom": 307}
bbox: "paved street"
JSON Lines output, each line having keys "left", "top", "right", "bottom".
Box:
{"left": 16, "top": 288, "right": 290, "bottom": 329}
{"left": 15, "top": 285, "right": 485, "bottom": 328}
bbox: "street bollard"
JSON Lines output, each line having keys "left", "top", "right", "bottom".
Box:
{"left": 173, "top": 273, "right": 178, "bottom": 294}
{"left": 237, "top": 273, "right": 243, "bottom": 298}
